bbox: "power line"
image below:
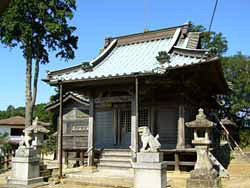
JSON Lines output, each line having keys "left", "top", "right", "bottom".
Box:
{"left": 208, "top": 0, "right": 219, "bottom": 32}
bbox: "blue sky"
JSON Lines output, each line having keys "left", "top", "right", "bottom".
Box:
{"left": 0, "top": 0, "right": 249, "bottom": 110}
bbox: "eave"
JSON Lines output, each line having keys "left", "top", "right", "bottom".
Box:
{"left": 46, "top": 92, "right": 89, "bottom": 111}
{"left": 44, "top": 57, "right": 228, "bottom": 96}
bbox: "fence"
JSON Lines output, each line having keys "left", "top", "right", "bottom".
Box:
{"left": 0, "top": 152, "right": 12, "bottom": 172}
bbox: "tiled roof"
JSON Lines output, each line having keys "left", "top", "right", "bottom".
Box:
{"left": 0, "top": 116, "right": 50, "bottom": 127}
{"left": 0, "top": 116, "right": 25, "bottom": 126}
{"left": 47, "top": 24, "right": 210, "bottom": 82}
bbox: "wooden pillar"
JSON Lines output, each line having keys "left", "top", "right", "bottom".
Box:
{"left": 113, "top": 109, "right": 118, "bottom": 145}
{"left": 76, "top": 151, "right": 80, "bottom": 166}
{"left": 177, "top": 104, "right": 185, "bottom": 149}
{"left": 80, "top": 151, "right": 84, "bottom": 166}
{"left": 174, "top": 152, "right": 180, "bottom": 171}
{"left": 87, "top": 96, "right": 95, "bottom": 166}
{"left": 150, "top": 89, "right": 156, "bottom": 135}
{"left": 150, "top": 107, "right": 155, "bottom": 135}
{"left": 130, "top": 77, "right": 139, "bottom": 161}
{"left": 58, "top": 83, "right": 63, "bottom": 178}
{"left": 65, "top": 151, "right": 69, "bottom": 167}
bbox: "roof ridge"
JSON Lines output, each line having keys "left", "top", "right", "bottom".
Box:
{"left": 106, "top": 23, "right": 190, "bottom": 47}
{"left": 110, "top": 23, "right": 190, "bottom": 40}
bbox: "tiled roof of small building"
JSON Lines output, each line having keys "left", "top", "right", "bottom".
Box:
{"left": 0, "top": 116, "right": 25, "bottom": 126}
{"left": 0, "top": 116, "right": 50, "bottom": 127}
{"left": 46, "top": 23, "right": 210, "bottom": 82}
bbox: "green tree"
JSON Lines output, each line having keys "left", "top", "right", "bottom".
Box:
{"left": 0, "top": 132, "right": 12, "bottom": 157}
{"left": 33, "top": 103, "right": 52, "bottom": 122}
{"left": 0, "top": 0, "right": 78, "bottom": 127}
{"left": 14, "top": 106, "right": 25, "bottom": 117}
{"left": 191, "top": 24, "right": 228, "bottom": 56}
{"left": 0, "top": 110, "right": 8, "bottom": 120}
{"left": 41, "top": 134, "right": 57, "bottom": 156}
{"left": 6, "top": 105, "right": 15, "bottom": 117}
{"left": 220, "top": 53, "right": 250, "bottom": 126}
{"left": 191, "top": 24, "right": 250, "bottom": 142}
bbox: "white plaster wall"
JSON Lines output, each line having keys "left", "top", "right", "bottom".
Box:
{"left": 0, "top": 126, "right": 23, "bottom": 142}
{"left": 0, "top": 127, "right": 11, "bottom": 136}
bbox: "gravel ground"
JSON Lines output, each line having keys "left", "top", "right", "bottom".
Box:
{"left": 1, "top": 158, "right": 250, "bottom": 188}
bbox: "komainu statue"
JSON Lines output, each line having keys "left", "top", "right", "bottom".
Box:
{"left": 138, "top": 126, "right": 161, "bottom": 152}
{"left": 19, "top": 129, "right": 33, "bottom": 148}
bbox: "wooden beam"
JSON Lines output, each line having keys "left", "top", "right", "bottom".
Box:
{"left": 94, "top": 96, "right": 131, "bottom": 103}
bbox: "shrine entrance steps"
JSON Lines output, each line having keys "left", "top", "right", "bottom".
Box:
{"left": 97, "top": 149, "right": 132, "bottom": 172}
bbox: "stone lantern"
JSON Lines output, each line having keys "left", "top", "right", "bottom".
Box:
{"left": 185, "top": 108, "right": 220, "bottom": 188}
{"left": 24, "top": 117, "right": 49, "bottom": 156}
{"left": 7, "top": 117, "right": 49, "bottom": 187}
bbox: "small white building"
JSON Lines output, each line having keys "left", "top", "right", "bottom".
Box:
{"left": 0, "top": 116, "right": 25, "bottom": 145}
{"left": 0, "top": 116, "right": 50, "bottom": 145}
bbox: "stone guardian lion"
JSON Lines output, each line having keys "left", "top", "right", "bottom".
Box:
{"left": 138, "top": 126, "right": 161, "bottom": 152}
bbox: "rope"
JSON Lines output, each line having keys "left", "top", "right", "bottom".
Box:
{"left": 212, "top": 113, "right": 250, "bottom": 162}
{"left": 87, "top": 146, "right": 93, "bottom": 153}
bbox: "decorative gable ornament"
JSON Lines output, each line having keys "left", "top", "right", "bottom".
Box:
{"left": 152, "top": 66, "right": 166, "bottom": 74}
{"left": 156, "top": 51, "right": 170, "bottom": 65}
{"left": 153, "top": 51, "right": 171, "bottom": 74}
{"left": 81, "top": 62, "right": 93, "bottom": 72}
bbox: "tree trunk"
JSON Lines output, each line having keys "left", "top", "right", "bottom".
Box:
{"left": 30, "top": 58, "right": 40, "bottom": 120}
{"left": 25, "top": 44, "right": 40, "bottom": 128}
{"left": 25, "top": 54, "right": 32, "bottom": 128}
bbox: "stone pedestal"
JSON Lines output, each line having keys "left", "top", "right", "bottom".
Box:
{"left": 194, "top": 145, "right": 213, "bottom": 170}
{"left": 186, "top": 146, "right": 221, "bottom": 188}
{"left": 133, "top": 152, "right": 167, "bottom": 188}
{"left": 7, "top": 146, "right": 44, "bottom": 187}
{"left": 187, "top": 169, "right": 220, "bottom": 188}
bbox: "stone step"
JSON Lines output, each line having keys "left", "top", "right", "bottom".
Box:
{"left": 101, "top": 149, "right": 131, "bottom": 156}
{"left": 97, "top": 164, "right": 132, "bottom": 172}
{"left": 101, "top": 152, "right": 131, "bottom": 157}
{"left": 98, "top": 160, "right": 132, "bottom": 168}
{"left": 97, "top": 149, "right": 132, "bottom": 171}
{"left": 99, "top": 155, "right": 131, "bottom": 162}
{"left": 65, "top": 174, "right": 133, "bottom": 188}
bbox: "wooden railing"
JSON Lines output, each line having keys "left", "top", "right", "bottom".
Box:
{"left": 0, "top": 153, "right": 12, "bottom": 172}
